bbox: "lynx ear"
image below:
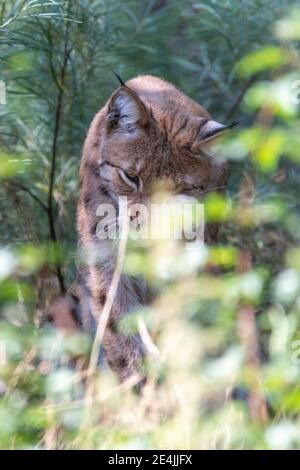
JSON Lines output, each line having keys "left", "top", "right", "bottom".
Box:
{"left": 107, "top": 87, "right": 148, "bottom": 132}
{"left": 197, "top": 119, "right": 238, "bottom": 146}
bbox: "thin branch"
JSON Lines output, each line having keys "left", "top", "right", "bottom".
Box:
{"left": 225, "top": 74, "right": 258, "bottom": 120}
{"left": 8, "top": 181, "right": 48, "bottom": 212}
{"left": 236, "top": 174, "right": 268, "bottom": 425}
{"left": 82, "top": 217, "right": 130, "bottom": 427}
{"left": 47, "top": 16, "right": 72, "bottom": 293}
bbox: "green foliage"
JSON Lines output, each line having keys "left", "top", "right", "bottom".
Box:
{"left": 0, "top": 0, "right": 300, "bottom": 450}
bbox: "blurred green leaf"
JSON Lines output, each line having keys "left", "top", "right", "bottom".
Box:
{"left": 0, "top": 153, "right": 31, "bottom": 178}
{"left": 236, "top": 46, "right": 288, "bottom": 78}
{"left": 205, "top": 193, "right": 232, "bottom": 222}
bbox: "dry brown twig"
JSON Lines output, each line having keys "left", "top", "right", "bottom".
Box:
{"left": 236, "top": 173, "right": 268, "bottom": 424}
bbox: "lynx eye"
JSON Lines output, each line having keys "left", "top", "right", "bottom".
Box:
{"left": 119, "top": 169, "right": 140, "bottom": 189}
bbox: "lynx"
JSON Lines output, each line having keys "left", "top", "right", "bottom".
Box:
{"left": 51, "top": 75, "right": 234, "bottom": 383}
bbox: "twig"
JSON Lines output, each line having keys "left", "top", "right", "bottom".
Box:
{"left": 7, "top": 181, "right": 48, "bottom": 212}
{"left": 225, "top": 74, "right": 258, "bottom": 120}
{"left": 236, "top": 174, "right": 268, "bottom": 424}
{"left": 82, "top": 216, "right": 130, "bottom": 427}
{"left": 138, "top": 318, "right": 160, "bottom": 358}
{"left": 47, "top": 18, "right": 72, "bottom": 294}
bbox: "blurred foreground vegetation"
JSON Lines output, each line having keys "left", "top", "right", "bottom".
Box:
{"left": 1, "top": 0, "right": 300, "bottom": 449}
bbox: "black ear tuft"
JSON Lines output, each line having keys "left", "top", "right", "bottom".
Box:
{"left": 227, "top": 120, "right": 239, "bottom": 129}
{"left": 112, "top": 71, "right": 126, "bottom": 87}
{"left": 197, "top": 119, "right": 239, "bottom": 145}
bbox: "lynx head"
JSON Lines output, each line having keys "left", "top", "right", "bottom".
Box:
{"left": 79, "top": 75, "right": 236, "bottom": 243}
{"left": 98, "top": 76, "right": 233, "bottom": 208}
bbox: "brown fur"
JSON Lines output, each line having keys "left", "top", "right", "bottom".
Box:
{"left": 48, "top": 295, "right": 79, "bottom": 330}
{"left": 72, "top": 76, "right": 228, "bottom": 381}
